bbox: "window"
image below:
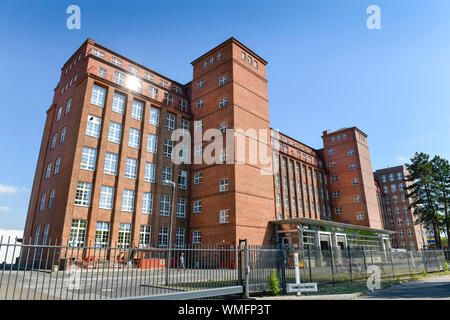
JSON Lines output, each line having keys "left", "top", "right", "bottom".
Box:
{"left": 347, "top": 150, "right": 355, "bottom": 156}
{"left": 197, "top": 80, "right": 204, "bottom": 88}
{"left": 162, "top": 167, "right": 172, "bottom": 184}
{"left": 192, "top": 231, "right": 201, "bottom": 244}
{"left": 86, "top": 115, "right": 102, "bottom": 138}
{"left": 194, "top": 172, "right": 202, "bottom": 184}
{"left": 158, "top": 226, "right": 169, "bottom": 247}
{"left": 45, "top": 162, "right": 52, "bottom": 180}
{"left": 51, "top": 133, "right": 58, "bottom": 149}
{"left": 75, "top": 182, "right": 92, "bottom": 206}
{"left": 354, "top": 195, "right": 362, "bottom": 203}
{"left": 178, "top": 170, "right": 187, "bottom": 189}
{"left": 391, "top": 184, "right": 397, "bottom": 192}
{"left": 60, "top": 127, "right": 66, "bottom": 143}
{"left": 194, "top": 145, "right": 202, "bottom": 158}
{"left": 173, "top": 85, "right": 182, "bottom": 94}
{"left": 139, "top": 225, "right": 151, "bottom": 246}
{"left": 181, "top": 118, "right": 189, "bottom": 135}
{"left": 95, "top": 222, "right": 110, "bottom": 248}
{"left": 69, "top": 219, "right": 87, "bottom": 247}
{"left": 148, "top": 85, "right": 158, "bottom": 99}
{"left": 219, "top": 97, "right": 228, "bottom": 108}
{"left": 128, "top": 64, "right": 139, "bottom": 75}
{"left": 219, "top": 75, "right": 228, "bottom": 86}
{"left": 99, "top": 186, "right": 114, "bottom": 209}
{"left": 104, "top": 152, "right": 118, "bottom": 175}
{"left": 196, "top": 99, "right": 204, "bottom": 108}
{"left": 90, "top": 85, "right": 106, "bottom": 107}
{"left": 178, "top": 100, "right": 187, "bottom": 112}
{"left": 118, "top": 223, "right": 131, "bottom": 248}
{"left": 98, "top": 67, "right": 107, "bottom": 78}
{"left": 397, "top": 172, "right": 403, "bottom": 180}
{"left": 328, "top": 148, "right": 334, "bottom": 155}
{"left": 248, "top": 56, "right": 252, "bottom": 64}
{"left": 160, "top": 79, "right": 169, "bottom": 88}
{"left": 142, "top": 193, "right": 153, "bottom": 214}
{"left": 160, "top": 195, "right": 171, "bottom": 216}
{"left": 397, "top": 218, "right": 403, "bottom": 226}
{"left": 39, "top": 193, "right": 46, "bottom": 211}
{"left": 145, "top": 134, "right": 158, "bottom": 154}
{"left": 65, "top": 98, "right": 72, "bottom": 114}
{"left": 92, "top": 48, "right": 105, "bottom": 59}
{"left": 241, "top": 52, "right": 246, "bottom": 60}
{"left": 125, "top": 158, "right": 138, "bottom": 179}
{"left": 193, "top": 200, "right": 202, "bottom": 213}
{"left": 166, "top": 113, "right": 175, "bottom": 131}
{"left": 175, "top": 228, "right": 185, "bottom": 248}
{"left": 333, "top": 190, "right": 340, "bottom": 198}
{"left": 57, "top": 107, "right": 63, "bottom": 122}
{"left": 131, "top": 100, "right": 143, "bottom": 120}
{"left": 54, "top": 157, "right": 61, "bottom": 175}
{"left": 164, "top": 139, "right": 173, "bottom": 158}
{"left": 145, "top": 72, "right": 155, "bottom": 81}
{"left": 195, "top": 120, "right": 203, "bottom": 131}
{"left": 177, "top": 198, "right": 186, "bottom": 218}
{"left": 144, "top": 162, "right": 155, "bottom": 183}
{"left": 128, "top": 128, "right": 140, "bottom": 149}
{"left": 122, "top": 190, "right": 135, "bottom": 212}
{"left": 335, "top": 207, "right": 343, "bottom": 214}
{"left": 352, "top": 178, "right": 359, "bottom": 186}
{"left": 381, "top": 175, "right": 387, "bottom": 183}
{"left": 219, "top": 209, "right": 229, "bottom": 224}
{"left": 41, "top": 224, "right": 49, "bottom": 245}
{"left": 217, "top": 52, "right": 222, "bottom": 60}
{"left": 110, "top": 56, "right": 122, "bottom": 66}
{"left": 112, "top": 93, "right": 126, "bottom": 114}
{"left": 349, "top": 164, "right": 357, "bottom": 170}
{"left": 356, "top": 213, "right": 365, "bottom": 220}
{"left": 149, "top": 107, "right": 160, "bottom": 126}
{"left": 331, "top": 175, "right": 338, "bottom": 183}
{"left": 398, "top": 183, "right": 405, "bottom": 191}
{"left": 389, "top": 173, "right": 394, "bottom": 181}
{"left": 80, "top": 147, "right": 97, "bottom": 171}
{"left": 219, "top": 178, "right": 229, "bottom": 192}
{"left": 164, "top": 93, "right": 173, "bottom": 106}
{"left": 329, "top": 162, "right": 336, "bottom": 167}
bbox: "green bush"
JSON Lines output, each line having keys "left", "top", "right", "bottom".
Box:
{"left": 268, "top": 270, "right": 280, "bottom": 296}
{"left": 411, "top": 274, "right": 419, "bottom": 280}
{"left": 443, "top": 262, "right": 449, "bottom": 274}
{"left": 422, "top": 270, "right": 427, "bottom": 277}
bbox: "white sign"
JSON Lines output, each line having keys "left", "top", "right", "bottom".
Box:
{"left": 287, "top": 283, "right": 318, "bottom": 293}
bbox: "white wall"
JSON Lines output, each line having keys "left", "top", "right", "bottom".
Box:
{"left": 0, "top": 229, "right": 23, "bottom": 264}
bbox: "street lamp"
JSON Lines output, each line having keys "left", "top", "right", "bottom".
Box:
{"left": 163, "top": 180, "right": 176, "bottom": 286}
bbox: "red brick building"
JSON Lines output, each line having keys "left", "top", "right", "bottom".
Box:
{"left": 24, "top": 37, "right": 421, "bottom": 251}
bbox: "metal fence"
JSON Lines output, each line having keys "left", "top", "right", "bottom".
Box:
{"left": 0, "top": 237, "right": 241, "bottom": 300}
{"left": 1, "top": 236, "right": 449, "bottom": 300}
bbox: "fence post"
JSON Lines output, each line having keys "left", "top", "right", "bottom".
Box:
{"left": 307, "top": 245, "right": 312, "bottom": 282}
{"left": 389, "top": 249, "right": 396, "bottom": 279}
{"left": 280, "top": 244, "right": 287, "bottom": 294}
{"left": 244, "top": 240, "right": 249, "bottom": 298}
{"left": 362, "top": 247, "right": 368, "bottom": 281}
{"left": 406, "top": 251, "right": 412, "bottom": 275}
{"left": 329, "top": 248, "right": 335, "bottom": 287}
{"left": 422, "top": 250, "right": 428, "bottom": 274}
{"left": 238, "top": 241, "right": 243, "bottom": 287}
{"left": 347, "top": 245, "right": 353, "bottom": 283}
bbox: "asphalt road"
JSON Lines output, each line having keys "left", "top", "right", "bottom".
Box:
{"left": 360, "top": 275, "right": 450, "bottom": 300}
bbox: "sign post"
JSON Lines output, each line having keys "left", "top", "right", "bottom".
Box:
{"left": 287, "top": 252, "right": 318, "bottom": 295}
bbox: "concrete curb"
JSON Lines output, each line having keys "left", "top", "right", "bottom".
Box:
{"left": 254, "top": 292, "right": 364, "bottom": 300}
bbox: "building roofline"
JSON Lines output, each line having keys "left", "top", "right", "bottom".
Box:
{"left": 190, "top": 37, "right": 268, "bottom": 65}
{"left": 322, "top": 126, "right": 368, "bottom": 138}
{"left": 270, "top": 128, "right": 319, "bottom": 153}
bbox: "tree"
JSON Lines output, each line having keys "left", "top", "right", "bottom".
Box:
{"left": 405, "top": 153, "right": 443, "bottom": 248}
{"left": 431, "top": 156, "right": 450, "bottom": 245}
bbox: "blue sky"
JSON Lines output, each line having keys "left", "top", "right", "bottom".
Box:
{"left": 0, "top": 0, "right": 449, "bottom": 230}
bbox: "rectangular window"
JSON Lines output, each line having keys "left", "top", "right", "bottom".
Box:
{"left": 113, "top": 70, "right": 126, "bottom": 85}
{"left": 104, "top": 152, "right": 118, "bottom": 175}
{"left": 164, "top": 139, "right": 173, "bottom": 158}
{"left": 125, "top": 158, "right": 138, "bottom": 179}
{"left": 177, "top": 198, "right": 186, "bottom": 218}
{"left": 195, "top": 120, "right": 203, "bottom": 131}
{"left": 178, "top": 100, "right": 187, "bottom": 112}
{"left": 47, "top": 189, "right": 55, "bottom": 209}
{"left": 128, "top": 65, "right": 139, "bottom": 75}
{"left": 164, "top": 93, "right": 173, "bottom": 106}
{"left": 194, "top": 172, "right": 202, "bottom": 184}
{"left": 178, "top": 170, "right": 187, "bottom": 189}
{"left": 69, "top": 219, "right": 87, "bottom": 247}
{"left": 90, "top": 85, "right": 106, "bottom": 107}
{"left": 166, "top": 113, "right": 175, "bottom": 131}
{"left": 219, "top": 209, "right": 229, "bottom": 224}
{"left": 149, "top": 107, "right": 160, "bottom": 126}
{"left": 128, "top": 128, "right": 141, "bottom": 149}
{"left": 92, "top": 48, "right": 105, "bottom": 59}
{"left": 142, "top": 193, "right": 153, "bottom": 214}
{"left": 45, "top": 162, "right": 52, "bottom": 179}
{"left": 193, "top": 200, "right": 202, "bottom": 213}
{"left": 75, "top": 182, "right": 92, "bottom": 206}
{"left": 148, "top": 86, "right": 158, "bottom": 99}
{"left": 356, "top": 213, "right": 365, "bottom": 220}
{"left": 57, "top": 107, "right": 63, "bottom": 122}
{"left": 219, "top": 75, "right": 228, "bottom": 86}
{"left": 86, "top": 115, "right": 102, "bottom": 138}
{"left": 60, "top": 127, "right": 66, "bottom": 143}
{"left": 54, "top": 156, "right": 61, "bottom": 175}
{"left": 160, "top": 195, "right": 171, "bottom": 216}
{"left": 95, "top": 222, "right": 110, "bottom": 248}
{"left": 39, "top": 193, "right": 46, "bottom": 211}
{"left": 219, "top": 97, "right": 228, "bottom": 108}
{"left": 347, "top": 150, "right": 355, "bottom": 156}
{"left": 219, "top": 178, "right": 229, "bottom": 192}
{"left": 139, "top": 225, "right": 151, "bottom": 246}
{"left": 51, "top": 133, "right": 58, "bottom": 149}
{"left": 118, "top": 223, "right": 131, "bottom": 248}
{"left": 349, "top": 164, "right": 357, "bottom": 170}
{"left": 122, "top": 189, "right": 135, "bottom": 212}
{"left": 107, "top": 122, "right": 121, "bottom": 143}
{"left": 162, "top": 167, "right": 172, "bottom": 184}
{"left": 192, "top": 231, "right": 201, "bottom": 244}
{"left": 80, "top": 147, "right": 97, "bottom": 171}
{"left": 145, "top": 134, "right": 158, "bottom": 154}
{"left": 196, "top": 99, "right": 204, "bottom": 109}
{"left": 158, "top": 226, "right": 169, "bottom": 247}
{"left": 99, "top": 186, "right": 114, "bottom": 209}
{"left": 112, "top": 93, "right": 126, "bottom": 114}
{"left": 98, "top": 67, "right": 107, "bottom": 78}
{"left": 65, "top": 98, "right": 72, "bottom": 114}
{"left": 144, "top": 162, "right": 155, "bottom": 183}
{"left": 352, "top": 178, "right": 359, "bottom": 186}
{"left": 175, "top": 228, "right": 185, "bottom": 248}
{"left": 131, "top": 100, "right": 143, "bottom": 120}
